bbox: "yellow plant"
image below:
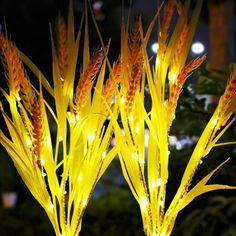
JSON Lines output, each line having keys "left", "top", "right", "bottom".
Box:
{"left": 112, "top": 0, "right": 236, "bottom": 236}
{"left": 0, "top": 1, "right": 119, "bottom": 235}
{"left": 0, "top": 0, "right": 236, "bottom": 235}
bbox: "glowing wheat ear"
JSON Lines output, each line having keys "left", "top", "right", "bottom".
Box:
{"left": 111, "top": 0, "right": 236, "bottom": 236}
{"left": 0, "top": 1, "right": 118, "bottom": 235}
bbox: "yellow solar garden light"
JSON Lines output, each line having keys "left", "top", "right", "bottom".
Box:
{"left": 0, "top": 1, "right": 119, "bottom": 235}
{"left": 111, "top": 0, "right": 236, "bottom": 235}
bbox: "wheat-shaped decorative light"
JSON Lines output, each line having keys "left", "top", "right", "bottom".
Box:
{"left": 0, "top": 1, "right": 120, "bottom": 235}
{"left": 112, "top": 0, "right": 236, "bottom": 236}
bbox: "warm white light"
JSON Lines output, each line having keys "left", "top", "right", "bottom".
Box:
{"left": 120, "top": 97, "right": 125, "bottom": 103}
{"left": 152, "top": 178, "right": 163, "bottom": 188}
{"left": 16, "top": 95, "right": 21, "bottom": 102}
{"left": 145, "top": 129, "right": 149, "bottom": 148}
{"left": 42, "top": 172, "right": 47, "bottom": 177}
{"left": 77, "top": 175, "right": 83, "bottom": 181}
{"left": 75, "top": 115, "right": 81, "bottom": 121}
{"left": 49, "top": 203, "right": 54, "bottom": 210}
{"left": 139, "top": 159, "right": 145, "bottom": 165}
{"left": 151, "top": 42, "right": 159, "bottom": 53}
{"left": 40, "top": 158, "right": 45, "bottom": 166}
{"left": 212, "top": 118, "right": 218, "bottom": 126}
{"left": 82, "top": 199, "right": 88, "bottom": 207}
{"left": 88, "top": 133, "right": 95, "bottom": 143}
{"left": 191, "top": 42, "right": 205, "bottom": 54}
{"left": 155, "top": 56, "right": 160, "bottom": 66}
{"left": 101, "top": 151, "right": 106, "bottom": 159}
{"left": 132, "top": 152, "right": 139, "bottom": 161}
{"left": 26, "top": 138, "right": 32, "bottom": 146}
{"left": 128, "top": 114, "right": 134, "bottom": 122}
{"left": 169, "top": 72, "right": 177, "bottom": 84}
{"left": 140, "top": 197, "right": 148, "bottom": 210}
{"left": 199, "top": 160, "right": 203, "bottom": 165}
{"left": 135, "top": 125, "right": 140, "bottom": 134}
{"left": 59, "top": 136, "right": 63, "bottom": 142}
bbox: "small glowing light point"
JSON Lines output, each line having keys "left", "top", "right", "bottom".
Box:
{"left": 77, "top": 175, "right": 83, "bottom": 181}
{"left": 157, "top": 178, "right": 163, "bottom": 186}
{"left": 199, "top": 160, "right": 203, "bottom": 165}
{"left": 49, "top": 203, "right": 54, "bottom": 210}
{"left": 135, "top": 125, "right": 140, "bottom": 133}
{"left": 212, "top": 118, "right": 218, "bottom": 126}
{"left": 26, "top": 138, "right": 32, "bottom": 146}
{"left": 88, "top": 132, "right": 95, "bottom": 143}
{"left": 82, "top": 199, "right": 88, "bottom": 207}
{"left": 169, "top": 72, "right": 177, "bottom": 84}
{"left": 139, "top": 159, "right": 145, "bottom": 164}
{"left": 64, "top": 190, "right": 67, "bottom": 195}
{"left": 41, "top": 158, "right": 45, "bottom": 166}
{"left": 140, "top": 197, "right": 148, "bottom": 210}
{"left": 16, "top": 95, "right": 21, "bottom": 102}
{"left": 151, "top": 42, "right": 159, "bottom": 53}
{"left": 120, "top": 97, "right": 125, "bottom": 103}
{"left": 75, "top": 115, "right": 81, "bottom": 121}
{"left": 128, "top": 114, "right": 134, "bottom": 122}
{"left": 101, "top": 151, "right": 106, "bottom": 159}
{"left": 132, "top": 152, "right": 139, "bottom": 161}
{"left": 152, "top": 178, "right": 163, "bottom": 188}
{"left": 156, "top": 56, "right": 160, "bottom": 65}
{"left": 59, "top": 136, "right": 63, "bottom": 142}
{"left": 42, "top": 172, "right": 47, "bottom": 177}
{"left": 168, "top": 150, "right": 171, "bottom": 156}
{"left": 60, "top": 77, "right": 65, "bottom": 82}
{"left": 160, "top": 200, "right": 165, "bottom": 207}
{"left": 191, "top": 42, "right": 205, "bottom": 54}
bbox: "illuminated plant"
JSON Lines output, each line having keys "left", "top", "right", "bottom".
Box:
{"left": 0, "top": 1, "right": 119, "bottom": 235}
{"left": 0, "top": 0, "right": 236, "bottom": 235}
{"left": 112, "top": 0, "right": 236, "bottom": 235}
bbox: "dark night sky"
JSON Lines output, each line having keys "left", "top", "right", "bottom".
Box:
{"left": 0, "top": 0, "right": 209, "bottom": 63}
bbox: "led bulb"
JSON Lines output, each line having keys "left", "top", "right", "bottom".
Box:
{"left": 135, "top": 125, "right": 140, "bottom": 133}
{"left": 212, "top": 118, "right": 218, "bottom": 126}
{"left": 169, "top": 72, "right": 177, "bottom": 84}
{"left": 140, "top": 197, "right": 148, "bottom": 210}
{"left": 120, "top": 97, "right": 125, "bottom": 103}
{"left": 132, "top": 152, "right": 139, "bottom": 161}
{"left": 75, "top": 115, "right": 81, "bottom": 121}
{"left": 26, "top": 138, "right": 32, "bottom": 146}
{"left": 82, "top": 199, "right": 88, "bottom": 207}
{"left": 49, "top": 203, "right": 54, "bottom": 210}
{"left": 88, "top": 133, "right": 95, "bottom": 143}
{"left": 152, "top": 178, "right": 163, "bottom": 188}
{"left": 128, "top": 114, "right": 134, "bottom": 122}
{"left": 101, "top": 151, "right": 106, "bottom": 159}
{"left": 40, "top": 158, "right": 45, "bottom": 166}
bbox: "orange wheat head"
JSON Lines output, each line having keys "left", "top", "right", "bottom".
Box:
{"left": 55, "top": 14, "right": 68, "bottom": 80}
{"left": 167, "top": 55, "right": 206, "bottom": 127}
{"left": 74, "top": 48, "right": 105, "bottom": 114}
{"left": 125, "top": 20, "right": 144, "bottom": 115}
